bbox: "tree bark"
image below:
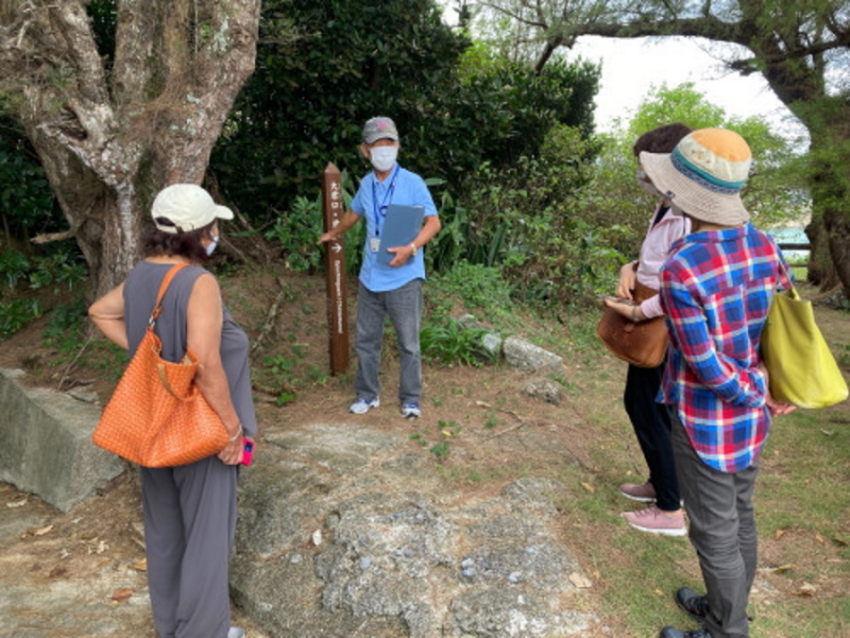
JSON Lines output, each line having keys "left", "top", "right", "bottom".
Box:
{"left": 1, "top": 0, "right": 261, "bottom": 299}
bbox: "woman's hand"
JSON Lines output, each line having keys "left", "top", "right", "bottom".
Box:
{"left": 616, "top": 261, "right": 638, "bottom": 299}
{"left": 765, "top": 394, "right": 796, "bottom": 417}
{"left": 217, "top": 436, "right": 243, "bottom": 465}
{"left": 604, "top": 297, "right": 641, "bottom": 322}
{"left": 759, "top": 364, "right": 797, "bottom": 416}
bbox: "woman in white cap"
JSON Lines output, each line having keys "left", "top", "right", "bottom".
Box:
{"left": 89, "top": 184, "right": 254, "bottom": 638}
{"left": 639, "top": 129, "right": 795, "bottom": 638}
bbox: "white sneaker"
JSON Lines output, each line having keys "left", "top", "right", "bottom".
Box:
{"left": 228, "top": 627, "right": 245, "bottom": 638}
{"left": 401, "top": 402, "right": 421, "bottom": 418}
{"left": 349, "top": 397, "right": 380, "bottom": 414}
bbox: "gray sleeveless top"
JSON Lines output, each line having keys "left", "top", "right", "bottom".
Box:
{"left": 123, "top": 261, "right": 257, "bottom": 437}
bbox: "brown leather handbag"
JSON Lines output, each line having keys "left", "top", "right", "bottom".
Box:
{"left": 92, "top": 264, "right": 229, "bottom": 467}
{"left": 596, "top": 280, "right": 668, "bottom": 368}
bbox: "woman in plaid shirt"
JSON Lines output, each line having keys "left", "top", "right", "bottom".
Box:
{"left": 640, "top": 129, "right": 795, "bottom": 638}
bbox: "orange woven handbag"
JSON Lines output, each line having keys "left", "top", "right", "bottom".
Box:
{"left": 92, "top": 264, "right": 229, "bottom": 467}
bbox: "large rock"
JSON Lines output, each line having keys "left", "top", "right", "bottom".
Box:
{"left": 230, "top": 424, "right": 600, "bottom": 637}
{"left": 502, "top": 337, "right": 564, "bottom": 375}
{"left": 0, "top": 368, "right": 124, "bottom": 512}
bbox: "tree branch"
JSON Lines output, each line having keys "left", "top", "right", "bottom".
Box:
{"left": 30, "top": 228, "right": 76, "bottom": 244}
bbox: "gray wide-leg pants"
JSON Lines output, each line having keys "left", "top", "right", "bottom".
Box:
{"left": 141, "top": 456, "right": 238, "bottom": 638}
{"left": 671, "top": 410, "right": 758, "bottom": 638}
{"left": 354, "top": 279, "right": 423, "bottom": 405}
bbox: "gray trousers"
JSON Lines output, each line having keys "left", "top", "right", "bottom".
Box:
{"left": 670, "top": 410, "right": 758, "bottom": 638}
{"left": 141, "top": 456, "right": 238, "bottom": 638}
{"left": 354, "top": 279, "right": 423, "bottom": 405}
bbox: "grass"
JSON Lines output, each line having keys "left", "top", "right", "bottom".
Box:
{"left": 556, "top": 342, "right": 850, "bottom": 637}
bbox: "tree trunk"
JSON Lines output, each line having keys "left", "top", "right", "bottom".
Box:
{"left": 801, "top": 103, "right": 850, "bottom": 294}
{"left": 824, "top": 209, "right": 850, "bottom": 292}
{"left": 1, "top": 0, "right": 261, "bottom": 300}
{"left": 804, "top": 218, "right": 837, "bottom": 288}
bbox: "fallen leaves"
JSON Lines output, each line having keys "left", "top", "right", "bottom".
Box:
{"left": 793, "top": 582, "right": 817, "bottom": 597}
{"left": 131, "top": 558, "right": 147, "bottom": 572}
{"left": 568, "top": 572, "right": 592, "bottom": 588}
{"left": 111, "top": 587, "right": 134, "bottom": 603}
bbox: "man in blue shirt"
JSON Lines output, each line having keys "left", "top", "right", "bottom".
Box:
{"left": 319, "top": 116, "right": 441, "bottom": 418}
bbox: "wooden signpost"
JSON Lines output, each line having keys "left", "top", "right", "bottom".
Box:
{"left": 321, "top": 163, "right": 350, "bottom": 375}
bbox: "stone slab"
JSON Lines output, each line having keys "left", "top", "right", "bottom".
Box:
{"left": 0, "top": 368, "right": 124, "bottom": 512}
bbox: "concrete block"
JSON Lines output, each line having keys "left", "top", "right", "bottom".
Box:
{"left": 0, "top": 369, "right": 124, "bottom": 512}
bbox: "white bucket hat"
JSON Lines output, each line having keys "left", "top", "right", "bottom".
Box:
{"left": 151, "top": 184, "right": 234, "bottom": 234}
{"left": 640, "top": 128, "right": 752, "bottom": 226}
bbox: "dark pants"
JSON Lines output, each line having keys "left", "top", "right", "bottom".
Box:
{"left": 141, "top": 456, "right": 238, "bottom": 638}
{"left": 623, "top": 362, "right": 681, "bottom": 511}
{"left": 671, "top": 410, "right": 758, "bottom": 638}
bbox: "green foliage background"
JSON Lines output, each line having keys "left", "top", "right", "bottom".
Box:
{"left": 210, "top": 0, "right": 599, "bottom": 227}
{"left": 0, "top": 0, "right": 810, "bottom": 337}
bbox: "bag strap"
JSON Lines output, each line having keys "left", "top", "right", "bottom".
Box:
{"left": 149, "top": 263, "right": 190, "bottom": 328}
{"left": 773, "top": 251, "right": 799, "bottom": 300}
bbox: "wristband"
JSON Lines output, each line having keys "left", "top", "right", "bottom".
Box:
{"left": 229, "top": 424, "right": 243, "bottom": 442}
{"left": 409, "top": 242, "right": 418, "bottom": 256}
{"left": 631, "top": 304, "right": 639, "bottom": 323}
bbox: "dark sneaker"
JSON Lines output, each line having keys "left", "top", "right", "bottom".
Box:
{"left": 619, "top": 481, "right": 656, "bottom": 502}
{"left": 676, "top": 587, "right": 709, "bottom": 622}
{"left": 659, "top": 627, "right": 712, "bottom": 638}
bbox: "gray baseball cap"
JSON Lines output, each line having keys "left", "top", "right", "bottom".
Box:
{"left": 362, "top": 116, "right": 399, "bottom": 144}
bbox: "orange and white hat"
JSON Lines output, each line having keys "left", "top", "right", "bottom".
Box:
{"left": 640, "top": 128, "right": 752, "bottom": 226}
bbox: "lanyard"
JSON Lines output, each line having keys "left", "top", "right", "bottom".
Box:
{"left": 371, "top": 165, "right": 400, "bottom": 237}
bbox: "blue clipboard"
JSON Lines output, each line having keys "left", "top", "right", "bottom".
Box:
{"left": 377, "top": 204, "right": 425, "bottom": 266}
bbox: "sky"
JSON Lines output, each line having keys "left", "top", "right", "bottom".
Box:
{"left": 565, "top": 35, "right": 810, "bottom": 147}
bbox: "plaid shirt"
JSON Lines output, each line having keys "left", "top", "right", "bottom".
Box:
{"left": 659, "top": 223, "right": 792, "bottom": 473}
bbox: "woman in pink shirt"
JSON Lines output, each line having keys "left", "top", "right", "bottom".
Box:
{"left": 604, "top": 123, "right": 692, "bottom": 536}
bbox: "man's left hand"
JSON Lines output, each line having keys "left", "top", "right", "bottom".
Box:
{"left": 386, "top": 244, "right": 415, "bottom": 267}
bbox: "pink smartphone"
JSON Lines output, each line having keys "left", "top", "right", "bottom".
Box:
{"left": 241, "top": 438, "right": 254, "bottom": 466}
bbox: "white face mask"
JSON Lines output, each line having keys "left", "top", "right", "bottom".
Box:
{"left": 369, "top": 146, "right": 398, "bottom": 172}
{"left": 205, "top": 234, "right": 220, "bottom": 256}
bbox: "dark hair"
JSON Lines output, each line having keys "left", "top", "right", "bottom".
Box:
{"left": 144, "top": 219, "right": 215, "bottom": 263}
{"left": 632, "top": 123, "right": 692, "bottom": 157}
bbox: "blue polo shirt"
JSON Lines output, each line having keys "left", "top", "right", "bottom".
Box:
{"left": 351, "top": 165, "right": 438, "bottom": 292}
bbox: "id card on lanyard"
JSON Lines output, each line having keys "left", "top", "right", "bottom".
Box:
{"left": 370, "top": 165, "right": 399, "bottom": 252}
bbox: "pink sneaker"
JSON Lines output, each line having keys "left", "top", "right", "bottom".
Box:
{"left": 619, "top": 481, "right": 656, "bottom": 503}
{"left": 622, "top": 505, "right": 686, "bottom": 536}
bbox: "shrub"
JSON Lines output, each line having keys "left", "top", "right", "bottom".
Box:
{"left": 420, "top": 318, "right": 496, "bottom": 367}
